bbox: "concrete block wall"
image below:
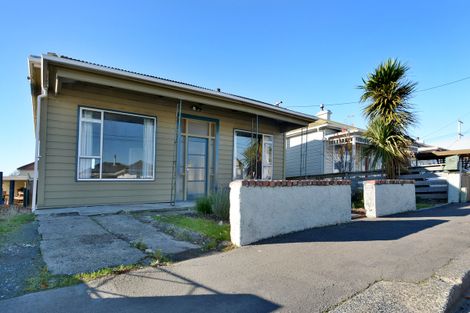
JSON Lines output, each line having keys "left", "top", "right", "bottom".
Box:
{"left": 447, "top": 172, "right": 470, "bottom": 203}
{"left": 364, "top": 180, "right": 416, "bottom": 218}
{"left": 229, "top": 179, "right": 352, "bottom": 246}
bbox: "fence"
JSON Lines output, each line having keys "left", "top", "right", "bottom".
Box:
{"left": 230, "top": 180, "right": 351, "bottom": 246}
{"left": 288, "top": 164, "right": 449, "bottom": 202}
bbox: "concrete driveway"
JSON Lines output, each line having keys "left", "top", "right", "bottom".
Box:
{"left": 37, "top": 213, "right": 199, "bottom": 274}
{"left": 2, "top": 203, "right": 470, "bottom": 312}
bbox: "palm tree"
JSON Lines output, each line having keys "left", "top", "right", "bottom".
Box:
{"left": 362, "top": 118, "right": 411, "bottom": 178}
{"left": 359, "top": 58, "right": 417, "bottom": 178}
{"left": 359, "top": 59, "right": 417, "bottom": 133}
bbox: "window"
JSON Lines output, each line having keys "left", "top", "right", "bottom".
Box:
{"left": 77, "top": 107, "right": 156, "bottom": 180}
{"left": 233, "top": 130, "right": 273, "bottom": 180}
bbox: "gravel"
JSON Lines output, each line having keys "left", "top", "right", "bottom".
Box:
{"left": 0, "top": 221, "right": 43, "bottom": 300}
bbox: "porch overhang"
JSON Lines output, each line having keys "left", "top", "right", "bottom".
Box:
{"left": 325, "top": 131, "right": 369, "bottom": 145}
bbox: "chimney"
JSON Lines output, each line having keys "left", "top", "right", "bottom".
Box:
{"left": 316, "top": 104, "right": 332, "bottom": 120}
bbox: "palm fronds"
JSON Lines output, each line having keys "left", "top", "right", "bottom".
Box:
{"left": 363, "top": 118, "right": 411, "bottom": 178}
{"left": 359, "top": 58, "right": 417, "bottom": 132}
{"left": 359, "top": 58, "right": 417, "bottom": 178}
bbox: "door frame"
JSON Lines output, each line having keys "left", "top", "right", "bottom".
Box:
{"left": 185, "top": 136, "right": 209, "bottom": 199}
{"left": 177, "top": 114, "right": 219, "bottom": 200}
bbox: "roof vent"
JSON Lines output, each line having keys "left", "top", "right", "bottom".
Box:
{"left": 217, "top": 88, "right": 221, "bottom": 92}
{"left": 47, "top": 52, "right": 58, "bottom": 57}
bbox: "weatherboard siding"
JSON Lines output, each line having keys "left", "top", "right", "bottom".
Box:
{"left": 38, "top": 84, "right": 285, "bottom": 209}
{"left": 285, "top": 131, "right": 324, "bottom": 177}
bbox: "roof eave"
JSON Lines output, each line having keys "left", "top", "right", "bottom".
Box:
{"left": 41, "top": 54, "right": 316, "bottom": 125}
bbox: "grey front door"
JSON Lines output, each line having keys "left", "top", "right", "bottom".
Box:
{"left": 186, "top": 136, "right": 208, "bottom": 200}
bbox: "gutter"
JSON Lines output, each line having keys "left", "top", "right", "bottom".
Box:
{"left": 31, "top": 56, "right": 48, "bottom": 211}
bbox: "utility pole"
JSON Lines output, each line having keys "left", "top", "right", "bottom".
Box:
{"left": 458, "top": 119, "right": 463, "bottom": 141}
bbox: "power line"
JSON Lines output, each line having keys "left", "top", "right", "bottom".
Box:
{"left": 285, "top": 74, "right": 470, "bottom": 109}
{"left": 416, "top": 75, "right": 470, "bottom": 93}
{"left": 421, "top": 111, "right": 470, "bottom": 139}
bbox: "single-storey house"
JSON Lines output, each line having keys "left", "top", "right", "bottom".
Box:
{"left": 1, "top": 162, "right": 34, "bottom": 206}
{"left": 285, "top": 108, "right": 376, "bottom": 178}
{"left": 28, "top": 53, "right": 316, "bottom": 210}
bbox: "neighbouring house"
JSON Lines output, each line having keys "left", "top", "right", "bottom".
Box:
{"left": 285, "top": 108, "right": 375, "bottom": 178}
{"left": 28, "top": 53, "right": 316, "bottom": 210}
{"left": 1, "top": 162, "right": 34, "bottom": 206}
{"left": 415, "top": 148, "right": 470, "bottom": 171}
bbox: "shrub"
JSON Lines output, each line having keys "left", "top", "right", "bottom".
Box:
{"left": 195, "top": 196, "right": 212, "bottom": 215}
{"left": 351, "top": 190, "right": 364, "bottom": 209}
{"left": 211, "top": 189, "right": 230, "bottom": 221}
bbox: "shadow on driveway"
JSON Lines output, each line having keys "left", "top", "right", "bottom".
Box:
{"left": 0, "top": 265, "right": 281, "bottom": 313}
{"left": 391, "top": 202, "right": 470, "bottom": 218}
{"left": 256, "top": 203, "right": 470, "bottom": 245}
{"left": 17, "top": 293, "right": 280, "bottom": 313}
{"left": 256, "top": 219, "right": 447, "bottom": 244}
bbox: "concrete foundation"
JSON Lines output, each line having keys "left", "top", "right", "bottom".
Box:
{"left": 364, "top": 180, "right": 416, "bottom": 218}
{"left": 229, "top": 180, "right": 351, "bottom": 246}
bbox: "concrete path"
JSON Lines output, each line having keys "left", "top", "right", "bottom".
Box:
{"left": 94, "top": 215, "right": 199, "bottom": 254}
{"left": 38, "top": 214, "right": 199, "bottom": 275}
{"left": 3, "top": 203, "right": 470, "bottom": 312}
{"left": 38, "top": 215, "right": 145, "bottom": 274}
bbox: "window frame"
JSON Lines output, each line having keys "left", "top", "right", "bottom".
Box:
{"left": 232, "top": 129, "right": 274, "bottom": 180}
{"left": 77, "top": 106, "right": 157, "bottom": 182}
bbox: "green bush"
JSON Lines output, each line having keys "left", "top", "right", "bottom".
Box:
{"left": 351, "top": 190, "right": 364, "bottom": 209}
{"left": 195, "top": 196, "right": 212, "bottom": 215}
{"left": 211, "top": 189, "right": 230, "bottom": 221}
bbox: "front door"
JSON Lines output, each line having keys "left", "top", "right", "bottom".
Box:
{"left": 186, "top": 136, "right": 208, "bottom": 200}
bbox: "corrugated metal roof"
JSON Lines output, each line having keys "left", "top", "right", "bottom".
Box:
{"left": 39, "top": 53, "right": 314, "bottom": 121}
{"left": 60, "top": 55, "right": 218, "bottom": 93}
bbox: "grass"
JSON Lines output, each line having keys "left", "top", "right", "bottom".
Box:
{"left": 25, "top": 264, "right": 142, "bottom": 293}
{"left": 0, "top": 213, "right": 35, "bottom": 236}
{"left": 416, "top": 200, "right": 446, "bottom": 210}
{"left": 150, "top": 250, "right": 172, "bottom": 266}
{"left": 416, "top": 202, "right": 441, "bottom": 210}
{"left": 133, "top": 241, "right": 148, "bottom": 251}
{"left": 25, "top": 267, "right": 82, "bottom": 291}
{"left": 154, "top": 215, "right": 230, "bottom": 242}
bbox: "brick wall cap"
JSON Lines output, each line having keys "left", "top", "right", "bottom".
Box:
{"left": 241, "top": 179, "right": 351, "bottom": 187}
{"left": 364, "top": 179, "right": 415, "bottom": 185}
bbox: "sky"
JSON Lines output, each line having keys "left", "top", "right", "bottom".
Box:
{"left": 1, "top": 0, "right": 470, "bottom": 175}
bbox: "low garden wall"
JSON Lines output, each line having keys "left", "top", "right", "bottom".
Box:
{"left": 229, "top": 179, "right": 351, "bottom": 246}
{"left": 364, "top": 180, "right": 416, "bottom": 218}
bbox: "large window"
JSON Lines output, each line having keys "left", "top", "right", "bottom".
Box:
{"left": 77, "top": 107, "right": 156, "bottom": 180}
{"left": 233, "top": 130, "right": 273, "bottom": 180}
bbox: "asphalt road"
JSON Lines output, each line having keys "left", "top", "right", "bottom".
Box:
{"left": 1, "top": 203, "right": 470, "bottom": 313}
{"left": 454, "top": 290, "right": 470, "bottom": 313}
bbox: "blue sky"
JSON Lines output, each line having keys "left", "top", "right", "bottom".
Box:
{"left": 1, "top": 0, "right": 470, "bottom": 175}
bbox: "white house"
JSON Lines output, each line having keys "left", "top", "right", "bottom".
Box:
{"left": 285, "top": 109, "right": 373, "bottom": 178}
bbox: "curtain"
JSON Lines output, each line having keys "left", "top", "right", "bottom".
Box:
{"left": 262, "top": 135, "right": 273, "bottom": 180}
{"left": 142, "top": 118, "right": 155, "bottom": 178}
{"left": 78, "top": 111, "right": 94, "bottom": 179}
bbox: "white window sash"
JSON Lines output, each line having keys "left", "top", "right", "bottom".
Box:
{"left": 232, "top": 130, "right": 274, "bottom": 180}
{"left": 262, "top": 135, "right": 274, "bottom": 180}
{"left": 77, "top": 107, "right": 156, "bottom": 181}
